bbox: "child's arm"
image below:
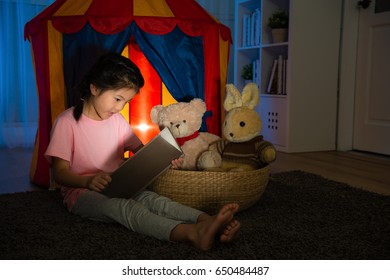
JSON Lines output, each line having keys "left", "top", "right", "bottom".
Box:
{"left": 52, "top": 157, "right": 111, "bottom": 192}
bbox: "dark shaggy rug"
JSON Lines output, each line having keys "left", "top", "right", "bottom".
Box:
{"left": 0, "top": 171, "right": 389, "bottom": 260}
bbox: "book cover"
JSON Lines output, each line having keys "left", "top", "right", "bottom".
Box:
{"left": 102, "top": 127, "right": 183, "bottom": 199}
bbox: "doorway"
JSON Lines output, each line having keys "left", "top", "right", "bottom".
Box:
{"left": 353, "top": 0, "right": 390, "bottom": 155}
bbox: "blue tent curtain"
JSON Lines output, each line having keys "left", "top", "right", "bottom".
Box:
{"left": 62, "top": 22, "right": 207, "bottom": 129}
{"left": 133, "top": 25, "right": 205, "bottom": 103}
{"left": 132, "top": 24, "right": 208, "bottom": 131}
{"left": 63, "top": 23, "right": 133, "bottom": 107}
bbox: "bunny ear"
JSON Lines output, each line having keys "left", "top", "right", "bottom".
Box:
{"left": 241, "top": 83, "right": 259, "bottom": 109}
{"left": 224, "top": 84, "right": 242, "bottom": 111}
{"left": 150, "top": 105, "right": 164, "bottom": 123}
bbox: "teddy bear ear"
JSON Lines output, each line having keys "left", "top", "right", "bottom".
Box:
{"left": 241, "top": 83, "right": 259, "bottom": 109}
{"left": 150, "top": 105, "right": 165, "bottom": 123}
{"left": 224, "top": 84, "right": 242, "bottom": 112}
{"left": 190, "top": 98, "right": 206, "bottom": 114}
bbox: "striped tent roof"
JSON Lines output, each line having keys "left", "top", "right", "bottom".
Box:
{"left": 25, "top": 0, "right": 231, "bottom": 38}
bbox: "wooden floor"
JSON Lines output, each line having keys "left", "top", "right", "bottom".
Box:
{"left": 270, "top": 150, "right": 390, "bottom": 196}
{"left": 1, "top": 148, "right": 389, "bottom": 196}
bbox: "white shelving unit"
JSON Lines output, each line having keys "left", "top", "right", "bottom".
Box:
{"left": 233, "top": 0, "right": 341, "bottom": 152}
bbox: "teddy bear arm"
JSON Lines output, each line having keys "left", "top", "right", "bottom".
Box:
{"left": 199, "top": 132, "right": 221, "bottom": 145}
{"left": 180, "top": 138, "right": 210, "bottom": 170}
{"left": 201, "top": 140, "right": 216, "bottom": 152}
{"left": 197, "top": 150, "right": 222, "bottom": 170}
{"left": 196, "top": 140, "right": 226, "bottom": 170}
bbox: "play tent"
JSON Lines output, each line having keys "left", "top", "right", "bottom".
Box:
{"left": 24, "top": 0, "right": 232, "bottom": 188}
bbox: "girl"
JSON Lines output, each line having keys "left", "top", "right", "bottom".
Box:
{"left": 45, "top": 52, "right": 240, "bottom": 251}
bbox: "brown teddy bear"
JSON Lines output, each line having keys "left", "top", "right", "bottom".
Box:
{"left": 150, "top": 99, "right": 221, "bottom": 170}
{"left": 197, "top": 83, "right": 276, "bottom": 172}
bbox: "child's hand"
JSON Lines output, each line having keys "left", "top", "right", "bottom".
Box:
{"left": 171, "top": 157, "right": 184, "bottom": 169}
{"left": 87, "top": 173, "right": 112, "bottom": 192}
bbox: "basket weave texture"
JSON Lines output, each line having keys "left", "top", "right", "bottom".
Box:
{"left": 149, "top": 165, "right": 270, "bottom": 213}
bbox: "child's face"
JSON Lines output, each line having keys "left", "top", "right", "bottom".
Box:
{"left": 86, "top": 85, "right": 137, "bottom": 120}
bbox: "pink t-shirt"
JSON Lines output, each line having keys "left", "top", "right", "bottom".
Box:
{"left": 45, "top": 108, "right": 142, "bottom": 211}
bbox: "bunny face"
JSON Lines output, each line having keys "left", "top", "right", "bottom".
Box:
{"left": 223, "top": 107, "right": 261, "bottom": 142}
{"left": 223, "top": 83, "right": 262, "bottom": 143}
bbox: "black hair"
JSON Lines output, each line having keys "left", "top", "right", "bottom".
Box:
{"left": 73, "top": 52, "right": 145, "bottom": 121}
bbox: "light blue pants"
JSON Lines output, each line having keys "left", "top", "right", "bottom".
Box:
{"left": 71, "top": 190, "right": 204, "bottom": 241}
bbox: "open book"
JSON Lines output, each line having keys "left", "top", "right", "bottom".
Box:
{"left": 102, "top": 127, "right": 183, "bottom": 199}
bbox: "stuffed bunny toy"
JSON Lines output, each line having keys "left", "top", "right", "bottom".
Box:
{"left": 198, "top": 83, "right": 276, "bottom": 172}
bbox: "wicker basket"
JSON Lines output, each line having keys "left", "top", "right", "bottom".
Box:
{"left": 148, "top": 165, "right": 270, "bottom": 213}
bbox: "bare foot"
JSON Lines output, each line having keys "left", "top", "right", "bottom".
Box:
{"left": 196, "top": 205, "right": 241, "bottom": 244}
{"left": 191, "top": 203, "right": 239, "bottom": 251}
{"left": 220, "top": 219, "right": 241, "bottom": 243}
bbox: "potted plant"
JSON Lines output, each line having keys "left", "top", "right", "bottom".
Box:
{"left": 267, "top": 10, "right": 288, "bottom": 43}
{"left": 241, "top": 63, "right": 253, "bottom": 83}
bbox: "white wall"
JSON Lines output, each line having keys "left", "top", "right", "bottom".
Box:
{"left": 337, "top": 0, "right": 359, "bottom": 151}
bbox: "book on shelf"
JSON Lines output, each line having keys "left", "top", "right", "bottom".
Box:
{"left": 102, "top": 127, "right": 183, "bottom": 199}
{"left": 253, "top": 59, "right": 260, "bottom": 87}
{"left": 266, "top": 55, "right": 287, "bottom": 95}
{"left": 282, "top": 58, "right": 287, "bottom": 94}
{"left": 241, "top": 9, "right": 261, "bottom": 47}
{"left": 255, "top": 9, "right": 261, "bottom": 46}
{"left": 242, "top": 13, "right": 249, "bottom": 47}
{"left": 277, "top": 54, "right": 283, "bottom": 94}
{"left": 266, "top": 59, "right": 278, "bottom": 94}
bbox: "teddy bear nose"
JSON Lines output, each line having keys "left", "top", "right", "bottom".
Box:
{"left": 175, "top": 124, "right": 180, "bottom": 128}
{"left": 229, "top": 132, "right": 234, "bottom": 137}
